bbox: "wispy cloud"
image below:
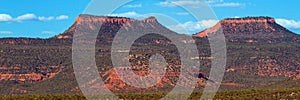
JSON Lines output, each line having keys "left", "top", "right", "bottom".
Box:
{"left": 158, "top": 1, "right": 203, "bottom": 8}
{"left": 0, "top": 31, "right": 13, "bottom": 34}
{"left": 207, "top": 0, "right": 245, "bottom": 7}
{"left": 158, "top": 0, "right": 245, "bottom": 8}
{"left": 56, "top": 15, "right": 69, "bottom": 20}
{"left": 41, "top": 31, "right": 56, "bottom": 34}
{"left": 167, "top": 19, "right": 219, "bottom": 34}
{"left": 206, "top": 0, "right": 224, "bottom": 4}
{"left": 124, "top": 4, "right": 142, "bottom": 8}
{"left": 176, "top": 12, "right": 190, "bottom": 16}
{"left": 106, "top": 11, "right": 149, "bottom": 18}
{"left": 276, "top": 18, "right": 300, "bottom": 29}
{"left": 211, "top": 2, "right": 244, "bottom": 7}
{"left": 38, "top": 16, "right": 55, "bottom": 21}
{"left": 0, "top": 13, "right": 69, "bottom": 22}
{"left": 14, "top": 13, "right": 36, "bottom": 22}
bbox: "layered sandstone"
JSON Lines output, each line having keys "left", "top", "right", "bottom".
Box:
{"left": 0, "top": 66, "right": 64, "bottom": 83}
{"left": 194, "top": 17, "right": 277, "bottom": 37}
{"left": 193, "top": 16, "right": 300, "bottom": 43}
{"left": 55, "top": 14, "right": 158, "bottom": 39}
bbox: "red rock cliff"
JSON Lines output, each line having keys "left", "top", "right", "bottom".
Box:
{"left": 193, "top": 16, "right": 299, "bottom": 43}
{"left": 55, "top": 14, "right": 158, "bottom": 39}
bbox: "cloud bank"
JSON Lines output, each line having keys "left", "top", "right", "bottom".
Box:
{"left": 0, "top": 13, "right": 69, "bottom": 22}
{"left": 167, "top": 19, "right": 219, "bottom": 34}
{"left": 276, "top": 18, "right": 300, "bottom": 29}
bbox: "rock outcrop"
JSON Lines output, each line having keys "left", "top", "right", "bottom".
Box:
{"left": 193, "top": 16, "right": 300, "bottom": 43}
{"left": 54, "top": 14, "right": 159, "bottom": 39}
{"left": 0, "top": 66, "right": 64, "bottom": 83}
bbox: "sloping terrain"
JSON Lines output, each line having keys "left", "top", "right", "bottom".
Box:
{"left": 0, "top": 15, "right": 299, "bottom": 95}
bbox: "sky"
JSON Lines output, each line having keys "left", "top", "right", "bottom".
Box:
{"left": 0, "top": 0, "right": 300, "bottom": 38}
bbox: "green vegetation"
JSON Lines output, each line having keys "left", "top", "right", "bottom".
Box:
{"left": 0, "top": 40, "right": 299, "bottom": 95}
{"left": 0, "top": 35, "right": 299, "bottom": 97}
{"left": 1, "top": 88, "right": 299, "bottom": 100}
{"left": 0, "top": 94, "right": 86, "bottom": 100}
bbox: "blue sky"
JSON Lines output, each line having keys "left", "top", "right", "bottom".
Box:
{"left": 0, "top": 0, "right": 300, "bottom": 38}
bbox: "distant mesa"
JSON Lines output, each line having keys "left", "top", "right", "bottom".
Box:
{"left": 54, "top": 14, "right": 159, "bottom": 39}
{"left": 193, "top": 16, "right": 300, "bottom": 43}
{"left": 194, "top": 16, "right": 277, "bottom": 37}
{"left": 73, "top": 14, "right": 158, "bottom": 25}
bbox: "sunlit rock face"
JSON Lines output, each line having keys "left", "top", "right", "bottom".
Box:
{"left": 193, "top": 16, "right": 300, "bottom": 43}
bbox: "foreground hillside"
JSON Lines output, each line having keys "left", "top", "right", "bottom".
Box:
{"left": 1, "top": 88, "right": 299, "bottom": 99}
{"left": 0, "top": 15, "right": 299, "bottom": 96}
{"left": 0, "top": 43, "right": 299, "bottom": 95}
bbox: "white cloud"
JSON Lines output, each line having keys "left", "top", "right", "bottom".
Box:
{"left": 234, "top": 16, "right": 240, "bottom": 18}
{"left": 158, "top": 0, "right": 244, "bottom": 8}
{"left": 106, "top": 11, "right": 148, "bottom": 18}
{"left": 0, "top": 14, "right": 13, "bottom": 22}
{"left": 56, "top": 15, "right": 69, "bottom": 20}
{"left": 276, "top": 18, "right": 300, "bottom": 29}
{"left": 14, "top": 13, "right": 36, "bottom": 22}
{"left": 38, "top": 16, "right": 55, "bottom": 21}
{"left": 0, "top": 13, "right": 69, "bottom": 22}
{"left": 124, "top": 4, "right": 142, "bottom": 8}
{"left": 167, "top": 19, "right": 219, "bottom": 34}
{"left": 206, "top": 0, "right": 224, "bottom": 4}
{"left": 211, "top": 2, "right": 243, "bottom": 7}
{"left": 42, "top": 31, "right": 56, "bottom": 34}
{"left": 158, "top": 1, "right": 203, "bottom": 8}
{"left": 207, "top": 0, "right": 245, "bottom": 7}
{"left": 176, "top": 12, "right": 190, "bottom": 16}
{"left": 0, "top": 31, "right": 13, "bottom": 34}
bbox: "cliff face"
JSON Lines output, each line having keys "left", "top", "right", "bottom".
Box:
{"left": 193, "top": 17, "right": 300, "bottom": 43}
{"left": 55, "top": 14, "right": 159, "bottom": 39}
{"left": 74, "top": 14, "right": 157, "bottom": 24}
